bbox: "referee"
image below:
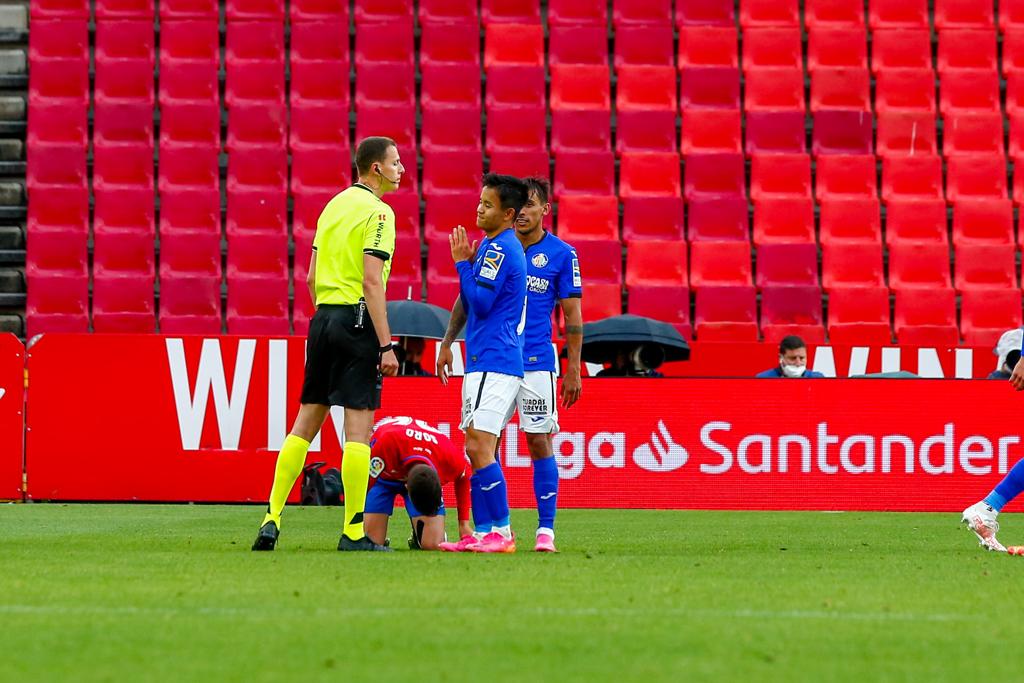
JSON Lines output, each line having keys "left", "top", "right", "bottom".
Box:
{"left": 253, "top": 136, "right": 404, "bottom": 552}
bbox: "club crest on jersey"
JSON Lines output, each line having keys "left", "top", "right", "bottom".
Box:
{"left": 369, "top": 456, "right": 385, "bottom": 478}
{"left": 532, "top": 253, "right": 549, "bottom": 268}
{"left": 480, "top": 249, "right": 505, "bottom": 280}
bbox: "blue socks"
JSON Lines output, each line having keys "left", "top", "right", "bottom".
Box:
{"left": 470, "top": 472, "right": 492, "bottom": 535}
{"left": 984, "top": 458, "right": 1024, "bottom": 511}
{"left": 533, "top": 456, "right": 558, "bottom": 534}
{"left": 475, "top": 462, "right": 510, "bottom": 531}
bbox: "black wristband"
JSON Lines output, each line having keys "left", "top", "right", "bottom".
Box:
{"left": 379, "top": 342, "right": 396, "bottom": 353}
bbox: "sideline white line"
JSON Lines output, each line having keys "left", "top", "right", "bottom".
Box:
{"left": 0, "top": 604, "right": 978, "bottom": 623}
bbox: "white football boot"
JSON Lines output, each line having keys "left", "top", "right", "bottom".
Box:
{"left": 962, "top": 501, "right": 1007, "bottom": 552}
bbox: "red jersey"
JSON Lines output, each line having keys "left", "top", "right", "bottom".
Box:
{"left": 369, "top": 417, "right": 471, "bottom": 520}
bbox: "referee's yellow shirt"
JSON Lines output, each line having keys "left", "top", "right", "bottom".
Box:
{"left": 312, "top": 184, "right": 396, "bottom": 306}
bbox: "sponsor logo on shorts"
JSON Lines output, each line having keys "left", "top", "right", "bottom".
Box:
{"left": 522, "top": 397, "right": 548, "bottom": 416}
{"left": 532, "top": 253, "right": 549, "bottom": 268}
{"left": 480, "top": 249, "right": 505, "bottom": 281}
{"left": 369, "top": 456, "right": 385, "bottom": 478}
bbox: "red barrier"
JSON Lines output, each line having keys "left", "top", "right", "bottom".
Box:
{"left": 0, "top": 333, "right": 23, "bottom": 500}
{"left": 24, "top": 334, "right": 1024, "bottom": 510}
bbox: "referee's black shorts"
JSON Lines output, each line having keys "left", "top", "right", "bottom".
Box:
{"left": 300, "top": 304, "right": 382, "bottom": 409}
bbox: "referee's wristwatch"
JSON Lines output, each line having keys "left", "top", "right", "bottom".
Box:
{"left": 379, "top": 342, "right": 397, "bottom": 354}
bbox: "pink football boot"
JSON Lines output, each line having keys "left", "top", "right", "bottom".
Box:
{"left": 439, "top": 535, "right": 480, "bottom": 552}
{"left": 470, "top": 532, "right": 517, "bottom": 553}
{"left": 534, "top": 533, "right": 557, "bottom": 552}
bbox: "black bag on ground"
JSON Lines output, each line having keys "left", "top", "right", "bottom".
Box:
{"left": 301, "top": 462, "right": 327, "bottom": 505}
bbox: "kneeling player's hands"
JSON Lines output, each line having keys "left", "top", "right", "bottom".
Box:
{"left": 458, "top": 519, "right": 474, "bottom": 539}
{"left": 437, "top": 344, "right": 454, "bottom": 385}
{"left": 380, "top": 348, "right": 399, "bottom": 377}
{"left": 1012, "top": 356, "right": 1024, "bottom": 391}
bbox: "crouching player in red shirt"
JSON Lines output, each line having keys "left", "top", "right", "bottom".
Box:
{"left": 364, "top": 416, "right": 473, "bottom": 550}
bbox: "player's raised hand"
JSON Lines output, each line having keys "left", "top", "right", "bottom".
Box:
{"left": 449, "top": 225, "right": 477, "bottom": 263}
{"left": 1011, "top": 354, "right": 1024, "bottom": 391}
{"left": 436, "top": 344, "right": 454, "bottom": 386}
{"left": 560, "top": 368, "right": 582, "bottom": 409}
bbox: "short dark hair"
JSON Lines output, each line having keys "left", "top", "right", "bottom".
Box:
{"left": 406, "top": 464, "right": 442, "bottom": 517}
{"left": 355, "top": 136, "right": 397, "bottom": 176}
{"left": 779, "top": 335, "right": 807, "bottom": 354}
{"left": 523, "top": 176, "right": 550, "bottom": 204}
{"left": 482, "top": 173, "right": 529, "bottom": 216}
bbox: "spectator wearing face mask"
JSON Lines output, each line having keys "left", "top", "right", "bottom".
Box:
{"left": 756, "top": 336, "right": 825, "bottom": 378}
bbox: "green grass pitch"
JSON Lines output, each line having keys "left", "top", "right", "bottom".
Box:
{"left": 2, "top": 504, "right": 1021, "bottom": 682}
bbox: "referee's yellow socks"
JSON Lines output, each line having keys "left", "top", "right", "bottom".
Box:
{"left": 262, "top": 434, "right": 310, "bottom": 528}
{"left": 341, "top": 441, "right": 371, "bottom": 540}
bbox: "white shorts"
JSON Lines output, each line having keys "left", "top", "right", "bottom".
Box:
{"left": 517, "top": 370, "right": 560, "bottom": 434}
{"left": 460, "top": 371, "right": 521, "bottom": 436}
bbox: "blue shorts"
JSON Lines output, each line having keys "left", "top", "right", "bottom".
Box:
{"left": 365, "top": 479, "right": 446, "bottom": 518}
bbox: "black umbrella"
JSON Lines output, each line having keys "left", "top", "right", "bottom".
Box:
{"left": 581, "top": 314, "right": 690, "bottom": 363}
{"left": 386, "top": 299, "right": 464, "bottom": 340}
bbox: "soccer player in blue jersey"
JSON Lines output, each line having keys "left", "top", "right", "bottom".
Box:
{"left": 964, "top": 336, "right": 1024, "bottom": 553}
{"left": 437, "top": 173, "right": 529, "bottom": 553}
{"left": 511, "top": 176, "right": 583, "bottom": 552}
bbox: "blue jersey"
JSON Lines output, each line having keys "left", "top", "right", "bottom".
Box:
{"left": 456, "top": 228, "right": 527, "bottom": 376}
{"left": 522, "top": 232, "right": 583, "bottom": 372}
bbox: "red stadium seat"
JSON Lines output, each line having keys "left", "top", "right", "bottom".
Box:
{"left": 625, "top": 240, "right": 687, "bottom": 286}
{"left": 761, "top": 286, "right": 826, "bottom": 344}
{"left": 355, "top": 105, "right": 416, "bottom": 158}
{"left": 807, "top": 27, "right": 867, "bottom": 71}
{"left": 226, "top": 191, "right": 288, "bottom": 238}
{"left": 821, "top": 242, "right": 885, "bottom": 289}
{"left": 31, "top": 0, "right": 89, "bottom": 18}
{"left": 556, "top": 195, "right": 619, "bottom": 241}
{"left": 551, "top": 109, "right": 612, "bottom": 153}
{"left": 486, "top": 65, "right": 546, "bottom": 111}
{"left": 885, "top": 198, "right": 948, "bottom": 246}
{"left": 227, "top": 147, "right": 287, "bottom": 196}
{"left": 941, "top": 70, "right": 1001, "bottom": 115}
{"left": 752, "top": 197, "right": 815, "bottom": 244}
{"left": 160, "top": 229, "right": 220, "bottom": 294}
{"left": 881, "top": 155, "right": 944, "bottom": 202}
{"left": 291, "top": 0, "right": 349, "bottom": 21}
{"left": 694, "top": 286, "right": 759, "bottom": 341}
{"left": 934, "top": 0, "right": 994, "bottom": 29}
{"left": 874, "top": 69, "right": 936, "bottom": 115}
{"left": 819, "top": 197, "right": 881, "bottom": 245}
{"left": 616, "top": 110, "right": 678, "bottom": 155}
{"left": 677, "top": 26, "right": 737, "bottom": 68}
{"left": 95, "top": 19, "right": 154, "bottom": 65}
{"left": 486, "top": 107, "right": 544, "bottom": 154}
{"left": 756, "top": 243, "right": 819, "bottom": 288}
{"left": 1003, "top": 0, "right": 1024, "bottom": 31}
{"left": 689, "top": 241, "right": 752, "bottom": 287}
{"left": 419, "top": 0, "right": 476, "bottom": 24}
{"left": 875, "top": 111, "right": 938, "bottom": 157}
{"left": 749, "top": 153, "right": 812, "bottom": 202}
{"left": 26, "top": 143, "right": 87, "bottom": 196}
{"left": 290, "top": 148, "right": 350, "bottom": 200}
{"left": 158, "top": 273, "right": 222, "bottom": 334}
{"left": 421, "top": 63, "right": 481, "bottom": 112}
{"left": 548, "top": 0, "right": 607, "bottom": 25}
{"left": 421, "top": 107, "right": 482, "bottom": 153}
{"left": 677, "top": 0, "right": 735, "bottom": 26}
{"left": 743, "top": 67, "right": 805, "bottom": 111}
{"left": 354, "top": 62, "right": 414, "bottom": 108}
{"left": 95, "top": 59, "right": 155, "bottom": 107}
{"left": 952, "top": 200, "right": 1014, "bottom": 246}
{"left": 740, "top": 0, "right": 799, "bottom": 27}
{"left": 554, "top": 152, "right": 615, "bottom": 196}
{"left": 354, "top": 0, "right": 413, "bottom": 24}
{"left": 1007, "top": 30, "right": 1024, "bottom": 77}
{"left": 159, "top": 189, "right": 220, "bottom": 237}
{"left": 894, "top": 288, "right": 959, "bottom": 346}
{"left": 226, "top": 104, "right": 286, "bottom": 152}
{"left": 226, "top": 280, "right": 290, "bottom": 335}
{"left": 686, "top": 196, "right": 748, "bottom": 241}
{"left": 678, "top": 67, "right": 740, "bottom": 109}
{"left": 955, "top": 244, "right": 1017, "bottom": 291}
{"left": 94, "top": 187, "right": 154, "bottom": 237}
{"left": 225, "top": 0, "right": 283, "bottom": 19}
{"left": 810, "top": 67, "right": 871, "bottom": 111}
{"left": 423, "top": 193, "right": 480, "bottom": 240}
{"left": 160, "top": 0, "right": 217, "bottom": 18}
{"left": 681, "top": 109, "right": 742, "bottom": 154}
{"left": 94, "top": 100, "right": 154, "bottom": 148}
{"left": 291, "top": 21, "right": 348, "bottom": 64}
{"left": 26, "top": 273, "right": 90, "bottom": 336}
{"left": 745, "top": 111, "right": 806, "bottom": 155}
{"left": 815, "top": 154, "right": 877, "bottom": 201}
{"left": 550, "top": 25, "right": 608, "bottom": 66}
{"left": 158, "top": 61, "right": 218, "bottom": 108}
{"left": 812, "top": 110, "right": 873, "bottom": 155}
{"left": 582, "top": 283, "right": 623, "bottom": 321}
{"left": 488, "top": 150, "right": 551, "bottom": 178}
{"left": 225, "top": 64, "right": 285, "bottom": 110}
{"left": 946, "top": 155, "right": 1008, "bottom": 203}
{"left": 420, "top": 21, "right": 479, "bottom": 66}
{"left": 618, "top": 66, "right": 678, "bottom": 112}
{"left": 620, "top": 152, "right": 682, "bottom": 198}
{"left": 613, "top": 0, "right": 672, "bottom": 26}
{"left": 481, "top": 0, "right": 541, "bottom": 23}
{"left": 938, "top": 29, "right": 997, "bottom": 74}
{"left": 870, "top": 28, "right": 931, "bottom": 73}
{"left": 683, "top": 153, "right": 746, "bottom": 200}
{"left": 827, "top": 286, "right": 893, "bottom": 345}
{"left": 159, "top": 19, "right": 216, "bottom": 63}
{"left": 422, "top": 151, "right": 484, "bottom": 198}
{"left": 869, "top": 0, "right": 928, "bottom": 28}
{"left": 93, "top": 144, "right": 153, "bottom": 195}
{"left": 627, "top": 285, "right": 692, "bottom": 338}
{"left": 805, "top": 0, "right": 865, "bottom": 27}
{"left": 888, "top": 242, "right": 953, "bottom": 290}
{"left": 742, "top": 27, "right": 802, "bottom": 71}
{"left": 573, "top": 240, "right": 622, "bottom": 284}
{"left": 484, "top": 23, "right": 544, "bottom": 68}
{"left": 425, "top": 279, "right": 461, "bottom": 309}
{"left": 961, "top": 289, "right": 1024, "bottom": 346}
{"left": 289, "top": 102, "right": 349, "bottom": 152}
{"left": 92, "top": 232, "right": 156, "bottom": 332}
{"left": 622, "top": 196, "right": 686, "bottom": 241}
{"left": 29, "top": 58, "right": 89, "bottom": 108}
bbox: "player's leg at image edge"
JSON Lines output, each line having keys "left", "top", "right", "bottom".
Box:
{"left": 961, "top": 458, "right": 1024, "bottom": 552}
{"left": 532, "top": 453, "right": 559, "bottom": 553}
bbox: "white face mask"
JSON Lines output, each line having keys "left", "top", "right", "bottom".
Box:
{"left": 780, "top": 363, "right": 806, "bottom": 378}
